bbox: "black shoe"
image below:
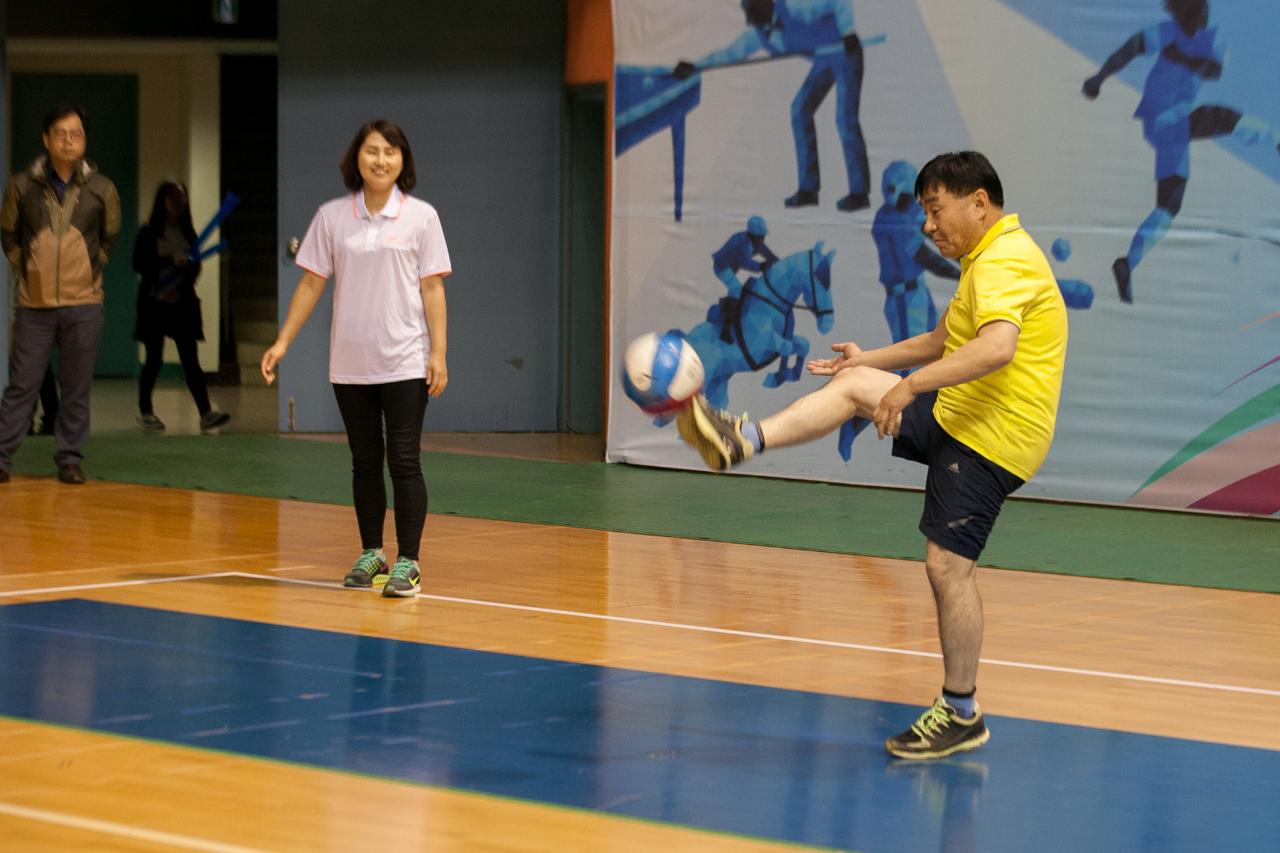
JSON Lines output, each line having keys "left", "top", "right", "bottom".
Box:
{"left": 0, "top": 469, "right": 9, "bottom": 484}
{"left": 885, "top": 697, "right": 990, "bottom": 760}
{"left": 784, "top": 189, "right": 819, "bottom": 208}
{"left": 1112, "top": 257, "right": 1132, "bottom": 304}
{"left": 57, "top": 464, "right": 87, "bottom": 485}
{"left": 675, "top": 395, "right": 754, "bottom": 471}
{"left": 835, "top": 192, "right": 870, "bottom": 212}
{"left": 199, "top": 410, "right": 231, "bottom": 432}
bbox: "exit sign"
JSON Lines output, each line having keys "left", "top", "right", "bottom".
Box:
{"left": 213, "top": 0, "right": 239, "bottom": 25}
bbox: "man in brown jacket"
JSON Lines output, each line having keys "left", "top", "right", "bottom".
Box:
{"left": 0, "top": 104, "right": 121, "bottom": 484}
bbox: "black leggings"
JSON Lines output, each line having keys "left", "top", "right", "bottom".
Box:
{"left": 332, "top": 379, "right": 429, "bottom": 560}
{"left": 139, "top": 335, "right": 212, "bottom": 415}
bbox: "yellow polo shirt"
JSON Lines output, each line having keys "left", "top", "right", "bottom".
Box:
{"left": 934, "top": 214, "right": 1067, "bottom": 481}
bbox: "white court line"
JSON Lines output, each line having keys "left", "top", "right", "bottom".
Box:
{"left": 0, "top": 801, "right": 263, "bottom": 853}
{"left": 229, "top": 572, "right": 1280, "bottom": 699}
{"left": 0, "top": 572, "right": 237, "bottom": 598}
{"left": 0, "top": 550, "right": 290, "bottom": 581}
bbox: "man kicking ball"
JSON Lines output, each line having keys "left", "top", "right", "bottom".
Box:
{"left": 677, "top": 151, "right": 1068, "bottom": 759}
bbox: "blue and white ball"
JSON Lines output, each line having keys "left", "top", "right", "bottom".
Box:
{"left": 621, "top": 331, "right": 704, "bottom": 414}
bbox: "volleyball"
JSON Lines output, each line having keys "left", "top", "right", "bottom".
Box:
{"left": 621, "top": 331, "right": 704, "bottom": 413}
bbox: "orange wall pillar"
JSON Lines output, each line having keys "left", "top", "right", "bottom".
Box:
{"left": 565, "top": 0, "right": 614, "bottom": 428}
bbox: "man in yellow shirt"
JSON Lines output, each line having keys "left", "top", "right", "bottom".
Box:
{"left": 679, "top": 151, "right": 1068, "bottom": 759}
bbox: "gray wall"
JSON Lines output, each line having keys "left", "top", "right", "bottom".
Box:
{"left": 277, "top": 0, "right": 566, "bottom": 431}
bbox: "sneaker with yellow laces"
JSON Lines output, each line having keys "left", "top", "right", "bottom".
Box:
{"left": 885, "top": 697, "right": 990, "bottom": 760}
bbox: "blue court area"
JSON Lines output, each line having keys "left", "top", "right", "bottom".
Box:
{"left": 2, "top": 599, "right": 1276, "bottom": 851}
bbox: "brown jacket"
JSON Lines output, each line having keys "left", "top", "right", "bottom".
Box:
{"left": 1, "top": 156, "right": 121, "bottom": 308}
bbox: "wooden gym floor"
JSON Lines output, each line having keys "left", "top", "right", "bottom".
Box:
{"left": 1, "top": 454, "right": 1277, "bottom": 851}
{"left": 0, "top": 381, "right": 1275, "bottom": 851}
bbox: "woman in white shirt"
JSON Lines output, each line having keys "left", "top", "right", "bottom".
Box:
{"left": 262, "top": 119, "right": 451, "bottom": 598}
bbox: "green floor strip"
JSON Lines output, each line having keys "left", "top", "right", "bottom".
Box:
{"left": 13, "top": 434, "right": 1278, "bottom": 593}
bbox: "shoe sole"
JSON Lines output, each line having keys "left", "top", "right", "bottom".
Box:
{"left": 884, "top": 727, "right": 991, "bottom": 761}
{"left": 343, "top": 573, "right": 390, "bottom": 589}
{"left": 676, "top": 402, "right": 731, "bottom": 471}
{"left": 382, "top": 583, "right": 420, "bottom": 598}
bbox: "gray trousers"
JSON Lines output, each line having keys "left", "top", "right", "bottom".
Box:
{"left": 0, "top": 304, "right": 104, "bottom": 472}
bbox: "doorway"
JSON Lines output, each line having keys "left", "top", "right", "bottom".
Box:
{"left": 561, "top": 83, "right": 606, "bottom": 434}
{"left": 9, "top": 73, "right": 139, "bottom": 377}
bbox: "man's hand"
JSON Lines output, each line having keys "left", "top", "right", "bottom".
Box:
{"left": 807, "top": 341, "right": 863, "bottom": 376}
{"left": 842, "top": 33, "right": 860, "bottom": 55}
{"left": 1082, "top": 75, "right": 1102, "bottom": 99}
{"left": 673, "top": 61, "right": 697, "bottom": 79}
{"left": 872, "top": 377, "right": 915, "bottom": 439}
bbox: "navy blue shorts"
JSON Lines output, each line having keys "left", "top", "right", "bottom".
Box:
{"left": 891, "top": 391, "right": 1024, "bottom": 560}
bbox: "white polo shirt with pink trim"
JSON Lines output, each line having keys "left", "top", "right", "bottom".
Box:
{"left": 295, "top": 186, "right": 452, "bottom": 384}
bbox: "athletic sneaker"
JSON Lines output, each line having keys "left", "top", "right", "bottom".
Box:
{"left": 382, "top": 557, "right": 421, "bottom": 598}
{"left": 885, "top": 697, "right": 990, "bottom": 760}
{"left": 200, "top": 410, "right": 231, "bottom": 432}
{"left": 343, "top": 549, "right": 389, "bottom": 588}
{"left": 676, "top": 395, "right": 753, "bottom": 471}
{"left": 137, "top": 413, "right": 166, "bottom": 431}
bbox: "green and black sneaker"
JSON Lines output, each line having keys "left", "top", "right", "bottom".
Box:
{"left": 885, "top": 697, "right": 990, "bottom": 760}
{"left": 382, "top": 557, "right": 421, "bottom": 598}
{"left": 343, "top": 549, "right": 389, "bottom": 588}
{"left": 676, "top": 394, "right": 754, "bottom": 471}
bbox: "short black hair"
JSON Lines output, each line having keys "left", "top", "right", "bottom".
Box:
{"left": 742, "top": 0, "right": 774, "bottom": 27}
{"left": 915, "top": 151, "right": 1004, "bottom": 207}
{"left": 339, "top": 119, "right": 417, "bottom": 193}
{"left": 1165, "top": 0, "right": 1208, "bottom": 35}
{"left": 43, "top": 104, "right": 88, "bottom": 135}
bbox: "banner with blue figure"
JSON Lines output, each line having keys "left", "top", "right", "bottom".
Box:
{"left": 607, "top": 0, "right": 1279, "bottom": 518}
{"left": 691, "top": 236, "right": 835, "bottom": 410}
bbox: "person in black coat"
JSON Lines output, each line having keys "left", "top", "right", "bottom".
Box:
{"left": 132, "top": 181, "right": 229, "bottom": 432}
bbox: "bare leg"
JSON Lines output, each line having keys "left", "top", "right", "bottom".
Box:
{"left": 925, "top": 539, "right": 983, "bottom": 693}
{"left": 758, "top": 365, "right": 899, "bottom": 448}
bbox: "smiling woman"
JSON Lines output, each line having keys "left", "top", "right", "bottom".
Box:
{"left": 338, "top": 119, "right": 416, "bottom": 211}
{"left": 260, "top": 119, "right": 453, "bottom": 601}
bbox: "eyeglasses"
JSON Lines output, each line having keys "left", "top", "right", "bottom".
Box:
{"left": 49, "top": 130, "right": 85, "bottom": 142}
